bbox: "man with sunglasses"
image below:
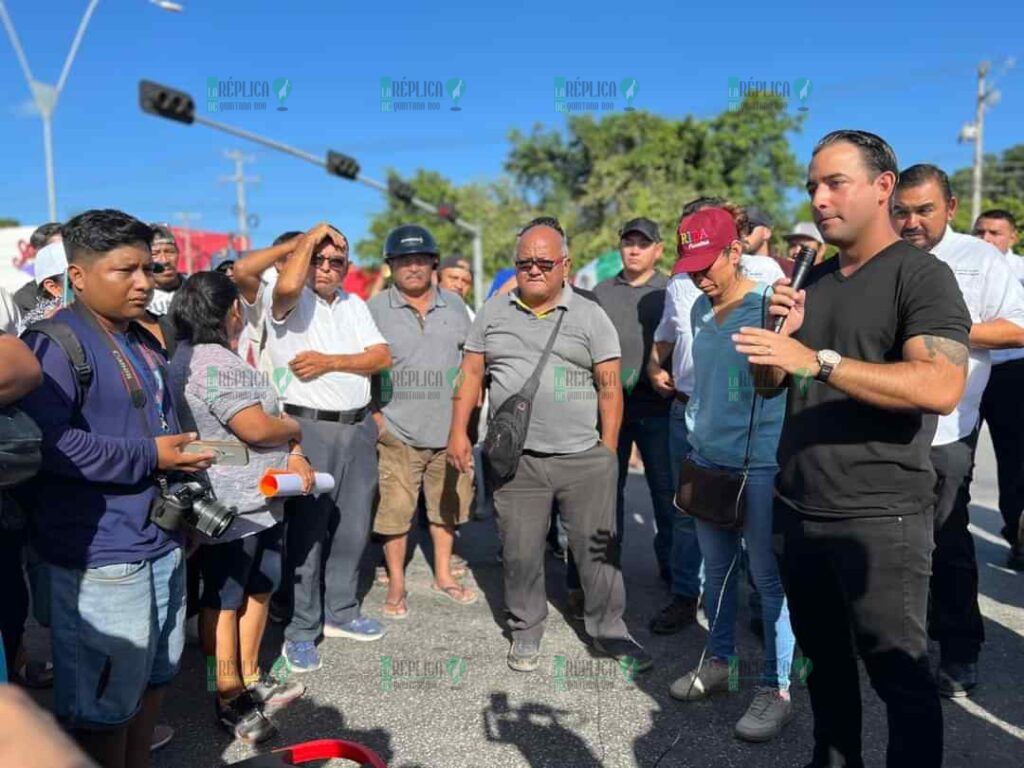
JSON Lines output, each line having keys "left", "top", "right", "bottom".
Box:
{"left": 147, "top": 225, "right": 185, "bottom": 317}
{"left": 448, "top": 217, "right": 651, "bottom": 673}
{"left": 266, "top": 223, "right": 392, "bottom": 672}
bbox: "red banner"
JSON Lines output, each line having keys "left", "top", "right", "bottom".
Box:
{"left": 170, "top": 228, "right": 249, "bottom": 273}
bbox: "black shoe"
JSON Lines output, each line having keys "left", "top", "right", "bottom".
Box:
{"left": 649, "top": 595, "right": 697, "bottom": 635}
{"left": 1006, "top": 546, "right": 1024, "bottom": 572}
{"left": 937, "top": 661, "right": 978, "bottom": 698}
{"left": 592, "top": 636, "right": 653, "bottom": 674}
{"left": 216, "top": 691, "right": 276, "bottom": 744}
{"left": 507, "top": 637, "right": 542, "bottom": 672}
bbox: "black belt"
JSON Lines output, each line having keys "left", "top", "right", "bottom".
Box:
{"left": 284, "top": 404, "right": 370, "bottom": 424}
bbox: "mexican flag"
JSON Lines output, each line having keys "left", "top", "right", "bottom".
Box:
{"left": 572, "top": 249, "right": 622, "bottom": 290}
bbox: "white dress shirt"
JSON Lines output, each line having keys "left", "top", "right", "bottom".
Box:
{"left": 264, "top": 283, "right": 388, "bottom": 411}
{"left": 932, "top": 228, "right": 1024, "bottom": 446}
{"left": 992, "top": 247, "right": 1024, "bottom": 365}
{"left": 654, "top": 255, "right": 784, "bottom": 395}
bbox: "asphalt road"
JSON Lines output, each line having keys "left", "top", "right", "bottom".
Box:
{"left": 28, "top": 428, "right": 1024, "bottom": 767}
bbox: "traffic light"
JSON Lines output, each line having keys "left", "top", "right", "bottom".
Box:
{"left": 389, "top": 177, "right": 415, "bottom": 204}
{"left": 139, "top": 80, "right": 195, "bottom": 124}
{"left": 437, "top": 203, "right": 458, "bottom": 223}
{"left": 326, "top": 151, "right": 360, "bottom": 180}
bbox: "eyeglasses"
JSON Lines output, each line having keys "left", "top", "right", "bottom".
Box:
{"left": 311, "top": 255, "right": 348, "bottom": 271}
{"left": 514, "top": 257, "right": 564, "bottom": 272}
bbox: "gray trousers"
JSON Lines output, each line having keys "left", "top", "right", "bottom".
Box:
{"left": 494, "top": 444, "right": 629, "bottom": 643}
{"left": 283, "top": 414, "right": 378, "bottom": 642}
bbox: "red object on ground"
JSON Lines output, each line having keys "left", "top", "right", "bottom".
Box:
{"left": 229, "top": 738, "right": 388, "bottom": 767}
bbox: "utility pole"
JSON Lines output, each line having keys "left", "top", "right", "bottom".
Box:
{"left": 220, "top": 150, "right": 258, "bottom": 249}
{"left": 972, "top": 62, "right": 989, "bottom": 225}
{"left": 173, "top": 211, "right": 200, "bottom": 273}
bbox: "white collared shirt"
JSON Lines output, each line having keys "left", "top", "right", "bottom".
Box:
{"left": 992, "top": 247, "right": 1024, "bottom": 365}
{"left": 264, "top": 283, "right": 387, "bottom": 410}
{"left": 654, "top": 255, "right": 784, "bottom": 395}
{"left": 932, "top": 228, "right": 1024, "bottom": 445}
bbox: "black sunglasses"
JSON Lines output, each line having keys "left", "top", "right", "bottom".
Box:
{"left": 311, "top": 255, "right": 348, "bottom": 271}
{"left": 514, "top": 257, "right": 564, "bottom": 272}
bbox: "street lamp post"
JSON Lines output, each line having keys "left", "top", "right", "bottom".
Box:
{"left": 0, "top": 1, "right": 181, "bottom": 221}
{"left": 139, "top": 80, "right": 487, "bottom": 308}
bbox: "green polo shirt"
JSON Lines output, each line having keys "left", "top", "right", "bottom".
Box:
{"left": 368, "top": 286, "right": 471, "bottom": 448}
{"left": 465, "top": 284, "right": 621, "bottom": 454}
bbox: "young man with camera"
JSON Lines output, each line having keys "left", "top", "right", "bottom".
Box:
{"left": 16, "top": 209, "right": 215, "bottom": 768}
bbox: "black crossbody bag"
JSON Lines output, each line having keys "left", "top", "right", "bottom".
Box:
{"left": 673, "top": 290, "right": 767, "bottom": 531}
{"left": 482, "top": 308, "right": 566, "bottom": 487}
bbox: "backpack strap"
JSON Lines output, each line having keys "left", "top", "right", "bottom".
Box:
{"left": 27, "top": 319, "right": 93, "bottom": 405}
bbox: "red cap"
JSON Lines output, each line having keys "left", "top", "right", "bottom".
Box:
{"left": 672, "top": 207, "right": 739, "bottom": 275}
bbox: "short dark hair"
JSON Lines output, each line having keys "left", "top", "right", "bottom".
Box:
{"left": 170, "top": 271, "right": 238, "bottom": 348}
{"left": 678, "top": 197, "right": 748, "bottom": 237}
{"left": 150, "top": 224, "right": 177, "bottom": 246}
{"left": 518, "top": 216, "right": 565, "bottom": 239}
{"left": 62, "top": 210, "right": 153, "bottom": 264}
{"left": 29, "top": 222, "right": 62, "bottom": 250}
{"left": 812, "top": 130, "right": 899, "bottom": 180}
{"left": 897, "top": 164, "right": 953, "bottom": 202}
{"left": 977, "top": 209, "right": 1017, "bottom": 231}
{"left": 273, "top": 230, "right": 304, "bottom": 247}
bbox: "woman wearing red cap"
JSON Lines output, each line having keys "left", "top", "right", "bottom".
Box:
{"left": 667, "top": 207, "right": 796, "bottom": 743}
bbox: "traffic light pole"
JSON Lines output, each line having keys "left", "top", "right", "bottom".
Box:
{"left": 184, "top": 111, "right": 486, "bottom": 308}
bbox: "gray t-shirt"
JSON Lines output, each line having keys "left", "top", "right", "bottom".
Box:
{"left": 465, "top": 285, "right": 621, "bottom": 454}
{"left": 168, "top": 342, "right": 287, "bottom": 541}
{"left": 368, "top": 286, "right": 471, "bottom": 448}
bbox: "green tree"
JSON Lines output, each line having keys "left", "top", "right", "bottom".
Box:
{"left": 0, "top": 218, "right": 19, "bottom": 228}
{"left": 950, "top": 144, "right": 1024, "bottom": 233}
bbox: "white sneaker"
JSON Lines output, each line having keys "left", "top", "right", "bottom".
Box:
{"left": 734, "top": 686, "right": 794, "bottom": 742}
{"left": 669, "top": 658, "right": 731, "bottom": 701}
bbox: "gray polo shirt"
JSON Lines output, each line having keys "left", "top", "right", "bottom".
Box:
{"left": 593, "top": 270, "right": 670, "bottom": 419}
{"left": 465, "top": 284, "right": 621, "bottom": 454}
{"left": 368, "top": 285, "right": 471, "bottom": 448}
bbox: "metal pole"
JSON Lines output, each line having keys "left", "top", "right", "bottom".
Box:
{"left": 972, "top": 62, "right": 989, "bottom": 225}
{"left": 41, "top": 112, "right": 57, "bottom": 221}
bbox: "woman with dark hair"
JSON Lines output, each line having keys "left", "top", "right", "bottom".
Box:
{"left": 169, "top": 271, "right": 314, "bottom": 743}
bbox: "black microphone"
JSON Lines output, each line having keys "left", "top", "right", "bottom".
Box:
{"left": 773, "top": 244, "right": 817, "bottom": 333}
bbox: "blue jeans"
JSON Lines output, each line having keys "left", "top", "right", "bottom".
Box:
{"left": 566, "top": 412, "right": 676, "bottom": 590}
{"left": 48, "top": 547, "right": 186, "bottom": 727}
{"left": 689, "top": 452, "right": 794, "bottom": 689}
{"left": 669, "top": 399, "right": 702, "bottom": 598}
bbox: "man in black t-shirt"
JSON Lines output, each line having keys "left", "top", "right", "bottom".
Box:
{"left": 735, "top": 130, "right": 970, "bottom": 768}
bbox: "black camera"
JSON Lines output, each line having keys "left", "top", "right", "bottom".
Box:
{"left": 150, "top": 473, "right": 238, "bottom": 539}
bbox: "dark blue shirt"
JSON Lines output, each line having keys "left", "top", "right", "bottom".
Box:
{"left": 16, "top": 306, "right": 181, "bottom": 569}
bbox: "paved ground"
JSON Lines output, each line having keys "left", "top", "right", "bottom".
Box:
{"left": 27, "top": 429, "right": 1024, "bottom": 767}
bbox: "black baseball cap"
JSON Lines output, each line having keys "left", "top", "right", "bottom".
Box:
{"left": 745, "top": 206, "right": 772, "bottom": 229}
{"left": 619, "top": 217, "right": 661, "bottom": 242}
{"left": 439, "top": 254, "right": 472, "bottom": 274}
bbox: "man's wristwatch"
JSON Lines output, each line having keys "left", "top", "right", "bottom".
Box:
{"left": 815, "top": 349, "right": 841, "bottom": 382}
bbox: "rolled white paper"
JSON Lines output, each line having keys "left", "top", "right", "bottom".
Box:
{"left": 259, "top": 471, "right": 335, "bottom": 497}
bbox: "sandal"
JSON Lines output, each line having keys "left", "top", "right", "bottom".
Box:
{"left": 382, "top": 592, "right": 409, "bottom": 619}
{"left": 374, "top": 566, "right": 390, "bottom": 587}
{"left": 431, "top": 582, "right": 479, "bottom": 606}
{"left": 449, "top": 554, "right": 468, "bottom": 579}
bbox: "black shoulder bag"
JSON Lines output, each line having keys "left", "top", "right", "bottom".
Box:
{"left": 672, "top": 290, "right": 767, "bottom": 530}
{"left": 482, "top": 308, "right": 566, "bottom": 487}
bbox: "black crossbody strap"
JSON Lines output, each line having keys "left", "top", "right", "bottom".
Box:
{"left": 740, "top": 289, "right": 769, "bottom": 471}
{"left": 72, "top": 302, "right": 147, "bottom": 410}
{"left": 520, "top": 307, "right": 566, "bottom": 401}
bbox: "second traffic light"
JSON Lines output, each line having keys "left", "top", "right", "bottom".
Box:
{"left": 326, "top": 151, "right": 360, "bottom": 180}
{"left": 139, "top": 80, "right": 195, "bottom": 124}
{"left": 389, "top": 177, "right": 415, "bottom": 203}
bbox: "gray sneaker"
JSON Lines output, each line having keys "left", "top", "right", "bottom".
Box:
{"left": 734, "top": 687, "right": 794, "bottom": 742}
{"left": 507, "top": 637, "right": 541, "bottom": 672}
{"left": 247, "top": 673, "right": 306, "bottom": 713}
{"left": 669, "top": 658, "right": 731, "bottom": 701}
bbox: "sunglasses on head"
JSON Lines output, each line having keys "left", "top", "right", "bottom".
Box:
{"left": 311, "top": 255, "right": 347, "bottom": 270}
{"left": 514, "top": 257, "right": 564, "bottom": 272}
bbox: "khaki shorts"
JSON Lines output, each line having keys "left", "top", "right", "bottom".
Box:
{"left": 373, "top": 426, "right": 474, "bottom": 535}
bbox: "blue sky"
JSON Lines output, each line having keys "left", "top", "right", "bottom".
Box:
{"left": 0, "top": 0, "right": 1021, "bottom": 264}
